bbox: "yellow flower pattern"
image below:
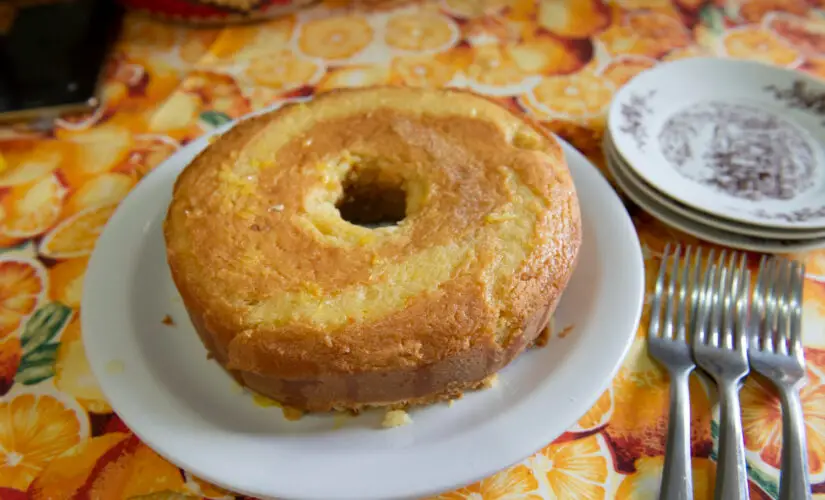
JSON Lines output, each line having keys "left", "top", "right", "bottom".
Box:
{"left": 1, "top": 1, "right": 825, "bottom": 498}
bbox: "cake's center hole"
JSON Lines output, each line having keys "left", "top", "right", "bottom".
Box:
{"left": 336, "top": 165, "right": 407, "bottom": 227}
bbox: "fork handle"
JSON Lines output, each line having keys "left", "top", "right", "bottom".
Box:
{"left": 716, "top": 381, "right": 750, "bottom": 500}
{"left": 660, "top": 369, "right": 693, "bottom": 500}
{"left": 778, "top": 384, "right": 812, "bottom": 500}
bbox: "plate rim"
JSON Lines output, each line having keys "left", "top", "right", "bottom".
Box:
{"left": 81, "top": 117, "right": 644, "bottom": 500}
{"left": 603, "top": 134, "right": 825, "bottom": 240}
{"left": 604, "top": 136, "right": 825, "bottom": 253}
{"left": 607, "top": 56, "right": 825, "bottom": 230}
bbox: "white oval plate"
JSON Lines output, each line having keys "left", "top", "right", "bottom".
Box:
{"left": 608, "top": 57, "right": 825, "bottom": 230}
{"left": 603, "top": 134, "right": 825, "bottom": 241}
{"left": 82, "top": 115, "right": 644, "bottom": 500}
{"left": 605, "top": 139, "right": 825, "bottom": 253}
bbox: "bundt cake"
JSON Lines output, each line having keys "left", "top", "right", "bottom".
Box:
{"left": 163, "top": 87, "right": 582, "bottom": 412}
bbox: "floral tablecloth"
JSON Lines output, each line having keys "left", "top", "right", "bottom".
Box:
{"left": 1, "top": 0, "right": 825, "bottom": 498}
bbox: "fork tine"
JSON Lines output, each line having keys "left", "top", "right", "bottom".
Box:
{"left": 688, "top": 247, "right": 704, "bottom": 342}
{"left": 690, "top": 247, "right": 700, "bottom": 328}
{"left": 763, "top": 258, "right": 779, "bottom": 353}
{"left": 648, "top": 244, "right": 670, "bottom": 339}
{"left": 734, "top": 253, "right": 749, "bottom": 353}
{"left": 752, "top": 255, "right": 769, "bottom": 352}
{"left": 663, "top": 245, "right": 680, "bottom": 340}
{"left": 709, "top": 251, "right": 728, "bottom": 347}
{"left": 695, "top": 255, "right": 716, "bottom": 347}
{"left": 789, "top": 260, "right": 805, "bottom": 362}
{"left": 722, "top": 252, "right": 739, "bottom": 350}
{"left": 674, "top": 246, "right": 692, "bottom": 342}
{"left": 776, "top": 258, "right": 792, "bottom": 356}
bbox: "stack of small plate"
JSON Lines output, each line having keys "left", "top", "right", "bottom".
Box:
{"left": 605, "top": 57, "right": 825, "bottom": 253}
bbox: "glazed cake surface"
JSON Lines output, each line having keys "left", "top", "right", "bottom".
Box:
{"left": 163, "top": 87, "right": 582, "bottom": 412}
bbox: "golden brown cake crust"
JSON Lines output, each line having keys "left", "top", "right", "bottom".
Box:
{"left": 164, "top": 87, "right": 581, "bottom": 412}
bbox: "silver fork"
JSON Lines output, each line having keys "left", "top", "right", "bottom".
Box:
{"left": 749, "top": 256, "right": 812, "bottom": 500}
{"left": 693, "top": 251, "right": 751, "bottom": 500}
{"left": 648, "top": 244, "right": 703, "bottom": 500}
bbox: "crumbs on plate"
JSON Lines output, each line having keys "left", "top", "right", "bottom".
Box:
{"left": 382, "top": 409, "right": 412, "bottom": 428}
{"left": 558, "top": 324, "right": 575, "bottom": 339}
{"left": 162, "top": 314, "right": 175, "bottom": 326}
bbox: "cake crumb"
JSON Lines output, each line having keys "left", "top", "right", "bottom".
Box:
{"left": 282, "top": 406, "right": 304, "bottom": 421}
{"left": 382, "top": 409, "right": 412, "bottom": 428}
{"left": 483, "top": 374, "right": 499, "bottom": 389}
{"left": 558, "top": 325, "right": 575, "bottom": 339}
{"left": 448, "top": 399, "right": 455, "bottom": 407}
{"left": 162, "top": 314, "right": 175, "bottom": 326}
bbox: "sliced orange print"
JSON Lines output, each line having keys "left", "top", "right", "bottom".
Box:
{"left": 179, "top": 71, "right": 251, "bottom": 120}
{"left": 537, "top": 0, "right": 611, "bottom": 39}
{"left": 765, "top": 12, "right": 825, "bottom": 58}
{"left": 720, "top": 26, "right": 802, "bottom": 67}
{"left": 798, "top": 281, "right": 825, "bottom": 351}
{"left": 205, "top": 16, "right": 295, "bottom": 61}
{"left": 184, "top": 471, "right": 234, "bottom": 499}
{"left": 601, "top": 55, "right": 657, "bottom": 88}
{"left": 741, "top": 347, "right": 825, "bottom": 483}
{"left": 83, "top": 435, "right": 187, "bottom": 498}
{"left": 62, "top": 126, "right": 134, "bottom": 188}
{"left": 0, "top": 141, "right": 71, "bottom": 188}
{"left": 598, "top": 10, "right": 691, "bottom": 59}
{"left": 805, "top": 250, "right": 825, "bottom": 281}
{"left": 612, "top": 0, "right": 681, "bottom": 13}
{"left": 572, "top": 386, "right": 613, "bottom": 432}
{"left": 0, "top": 336, "right": 21, "bottom": 394}
{"left": 391, "top": 54, "right": 458, "bottom": 87}
{"left": 317, "top": 65, "right": 391, "bottom": 91}
{"left": 508, "top": 36, "right": 591, "bottom": 76}
{"left": 662, "top": 44, "right": 711, "bottom": 62}
{"left": 615, "top": 456, "right": 715, "bottom": 500}
{"left": 1, "top": 173, "right": 67, "bottom": 238}
{"left": 433, "top": 463, "right": 541, "bottom": 499}
{"left": 55, "top": 316, "right": 111, "bottom": 413}
{"left": 49, "top": 257, "right": 88, "bottom": 310}
{"left": 0, "top": 257, "right": 47, "bottom": 338}
{"left": 527, "top": 71, "right": 615, "bottom": 120}
{"left": 0, "top": 391, "right": 89, "bottom": 490}
{"left": 465, "top": 45, "right": 540, "bottom": 95}
{"left": 461, "top": 14, "right": 522, "bottom": 45}
{"left": 298, "top": 15, "right": 373, "bottom": 60}
{"left": 605, "top": 339, "right": 712, "bottom": 471}
{"left": 64, "top": 173, "right": 135, "bottom": 218}
{"left": 116, "top": 135, "right": 180, "bottom": 179}
{"left": 39, "top": 204, "right": 117, "bottom": 260}
{"left": 385, "top": 13, "right": 458, "bottom": 52}
{"left": 147, "top": 92, "right": 202, "bottom": 137}
{"left": 442, "top": 0, "right": 511, "bottom": 19}
{"left": 27, "top": 433, "right": 129, "bottom": 499}
{"left": 177, "top": 29, "right": 220, "bottom": 65}
{"left": 244, "top": 50, "right": 323, "bottom": 91}
{"left": 29, "top": 433, "right": 187, "bottom": 499}
{"left": 731, "top": 0, "right": 808, "bottom": 23}
{"left": 531, "top": 434, "right": 614, "bottom": 499}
